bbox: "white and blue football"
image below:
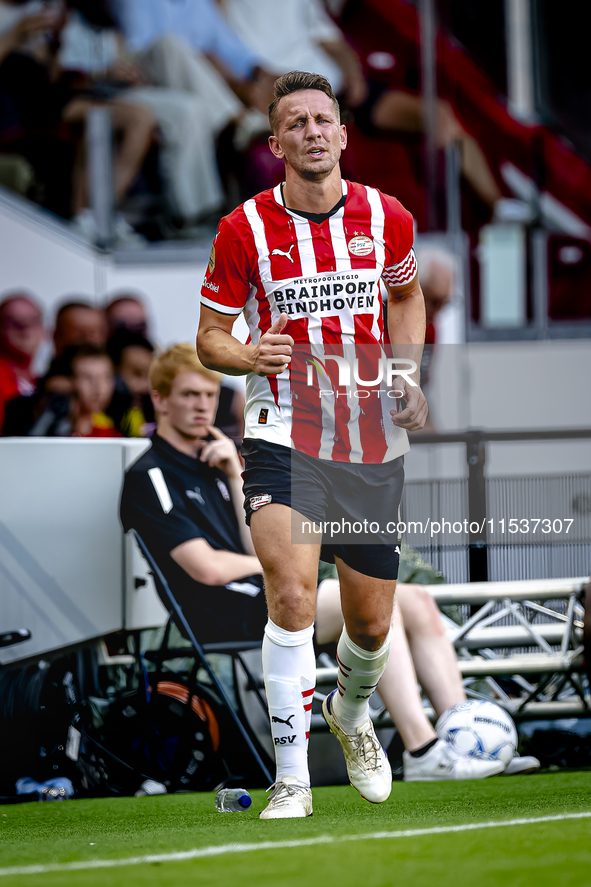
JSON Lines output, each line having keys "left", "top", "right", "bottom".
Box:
{"left": 436, "top": 700, "right": 517, "bottom": 766}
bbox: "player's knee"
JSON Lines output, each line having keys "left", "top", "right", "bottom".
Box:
{"left": 274, "top": 584, "right": 314, "bottom": 613}
{"left": 266, "top": 576, "right": 317, "bottom": 627}
{"left": 348, "top": 616, "right": 391, "bottom": 651}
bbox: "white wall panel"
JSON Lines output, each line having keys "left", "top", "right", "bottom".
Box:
{"left": 0, "top": 439, "right": 166, "bottom": 665}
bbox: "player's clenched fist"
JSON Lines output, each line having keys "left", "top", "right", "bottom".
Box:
{"left": 389, "top": 375, "right": 429, "bottom": 431}
{"left": 250, "top": 313, "right": 294, "bottom": 376}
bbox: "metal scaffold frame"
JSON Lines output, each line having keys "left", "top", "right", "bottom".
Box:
{"left": 312, "top": 577, "right": 590, "bottom": 732}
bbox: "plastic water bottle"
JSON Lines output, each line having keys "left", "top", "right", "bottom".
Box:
{"left": 15, "top": 777, "right": 74, "bottom": 801}
{"left": 214, "top": 788, "right": 252, "bottom": 812}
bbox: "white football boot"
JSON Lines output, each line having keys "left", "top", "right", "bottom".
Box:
{"left": 322, "top": 690, "right": 392, "bottom": 803}
{"left": 502, "top": 755, "right": 541, "bottom": 775}
{"left": 259, "top": 776, "right": 313, "bottom": 819}
{"left": 403, "top": 739, "right": 505, "bottom": 781}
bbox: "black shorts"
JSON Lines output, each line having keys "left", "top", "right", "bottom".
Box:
{"left": 172, "top": 575, "right": 267, "bottom": 645}
{"left": 241, "top": 438, "right": 404, "bottom": 581}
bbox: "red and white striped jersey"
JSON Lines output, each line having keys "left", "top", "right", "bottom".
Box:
{"left": 200, "top": 180, "right": 417, "bottom": 463}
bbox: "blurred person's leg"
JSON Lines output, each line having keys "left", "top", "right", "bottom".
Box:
{"left": 395, "top": 583, "right": 465, "bottom": 717}
{"left": 139, "top": 34, "right": 242, "bottom": 136}
{"left": 371, "top": 91, "right": 501, "bottom": 208}
{"left": 316, "top": 579, "right": 436, "bottom": 751}
{"left": 109, "top": 101, "right": 155, "bottom": 202}
{"left": 118, "top": 88, "right": 224, "bottom": 222}
{"left": 63, "top": 98, "right": 154, "bottom": 211}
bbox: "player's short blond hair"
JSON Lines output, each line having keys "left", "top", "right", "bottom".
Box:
{"left": 150, "top": 343, "right": 222, "bottom": 397}
{"left": 269, "top": 70, "right": 340, "bottom": 134}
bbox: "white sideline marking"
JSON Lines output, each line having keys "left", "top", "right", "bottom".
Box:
{"left": 1, "top": 811, "right": 590, "bottom": 877}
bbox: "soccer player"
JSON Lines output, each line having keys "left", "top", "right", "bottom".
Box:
{"left": 121, "top": 347, "right": 535, "bottom": 792}
{"left": 197, "top": 70, "right": 428, "bottom": 818}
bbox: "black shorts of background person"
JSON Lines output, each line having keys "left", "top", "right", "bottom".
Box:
{"left": 241, "top": 438, "right": 404, "bottom": 582}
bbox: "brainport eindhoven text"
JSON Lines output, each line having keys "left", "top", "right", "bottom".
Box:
{"left": 275, "top": 274, "right": 377, "bottom": 314}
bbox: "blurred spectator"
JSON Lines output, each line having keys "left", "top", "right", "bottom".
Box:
{"left": 415, "top": 246, "right": 455, "bottom": 345}
{"left": 69, "top": 343, "right": 118, "bottom": 436}
{"left": 415, "top": 245, "right": 457, "bottom": 429}
{"left": 116, "top": 0, "right": 278, "bottom": 212}
{"left": 106, "top": 329, "right": 155, "bottom": 437}
{"left": 106, "top": 293, "right": 150, "bottom": 338}
{"left": 117, "top": 0, "right": 262, "bottom": 104}
{"left": 0, "top": 0, "right": 155, "bottom": 233}
{"left": 367, "top": 92, "right": 504, "bottom": 215}
{"left": 53, "top": 300, "right": 108, "bottom": 354}
{"left": 218, "top": 0, "right": 367, "bottom": 196}
{"left": 0, "top": 2, "right": 76, "bottom": 217}
{"left": 44, "top": 300, "right": 108, "bottom": 394}
{"left": 27, "top": 343, "right": 119, "bottom": 436}
{"left": 221, "top": 0, "right": 508, "bottom": 214}
{"left": 59, "top": 2, "right": 225, "bottom": 231}
{"left": 0, "top": 290, "right": 44, "bottom": 428}
{"left": 0, "top": 1, "right": 54, "bottom": 57}
{"left": 221, "top": 0, "right": 365, "bottom": 108}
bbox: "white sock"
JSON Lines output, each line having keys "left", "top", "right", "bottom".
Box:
{"left": 332, "top": 627, "right": 392, "bottom": 733}
{"left": 262, "top": 619, "right": 316, "bottom": 787}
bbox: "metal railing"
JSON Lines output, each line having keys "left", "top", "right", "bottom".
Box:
{"left": 404, "top": 428, "right": 591, "bottom": 583}
{"left": 312, "top": 576, "right": 590, "bottom": 728}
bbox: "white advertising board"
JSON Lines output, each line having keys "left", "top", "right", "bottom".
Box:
{"left": 0, "top": 438, "right": 166, "bottom": 665}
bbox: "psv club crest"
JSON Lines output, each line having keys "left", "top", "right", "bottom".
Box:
{"left": 347, "top": 234, "right": 374, "bottom": 257}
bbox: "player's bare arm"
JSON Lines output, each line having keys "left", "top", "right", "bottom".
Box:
{"left": 171, "top": 536, "right": 262, "bottom": 586}
{"left": 200, "top": 425, "right": 257, "bottom": 556}
{"left": 386, "top": 274, "right": 429, "bottom": 431}
{"left": 198, "top": 308, "right": 294, "bottom": 377}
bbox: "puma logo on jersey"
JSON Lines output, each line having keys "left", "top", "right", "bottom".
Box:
{"left": 271, "top": 244, "right": 295, "bottom": 262}
{"left": 272, "top": 714, "right": 295, "bottom": 728}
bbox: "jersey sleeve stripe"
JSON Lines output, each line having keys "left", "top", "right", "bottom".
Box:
{"left": 148, "top": 467, "right": 173, "bottom": 514}
{"left": 384, "top": 247, "right": 417, "bottom": 273}
{"left": 382, "top": 248, "right": 417, "bottom": 285}
{"left": 200, "top": 294, "right": 243, "bottom": 315}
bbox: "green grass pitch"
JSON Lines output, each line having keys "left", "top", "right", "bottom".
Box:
{"left": 2, "top": 771, "right": 591, "bottom": 887}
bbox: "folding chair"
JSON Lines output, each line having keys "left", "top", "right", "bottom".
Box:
{"left": 0, "top": 630, "right": 31, "bottom": 649}
{"left": 133, "top": 532, "right": 273, "bottom": 785}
